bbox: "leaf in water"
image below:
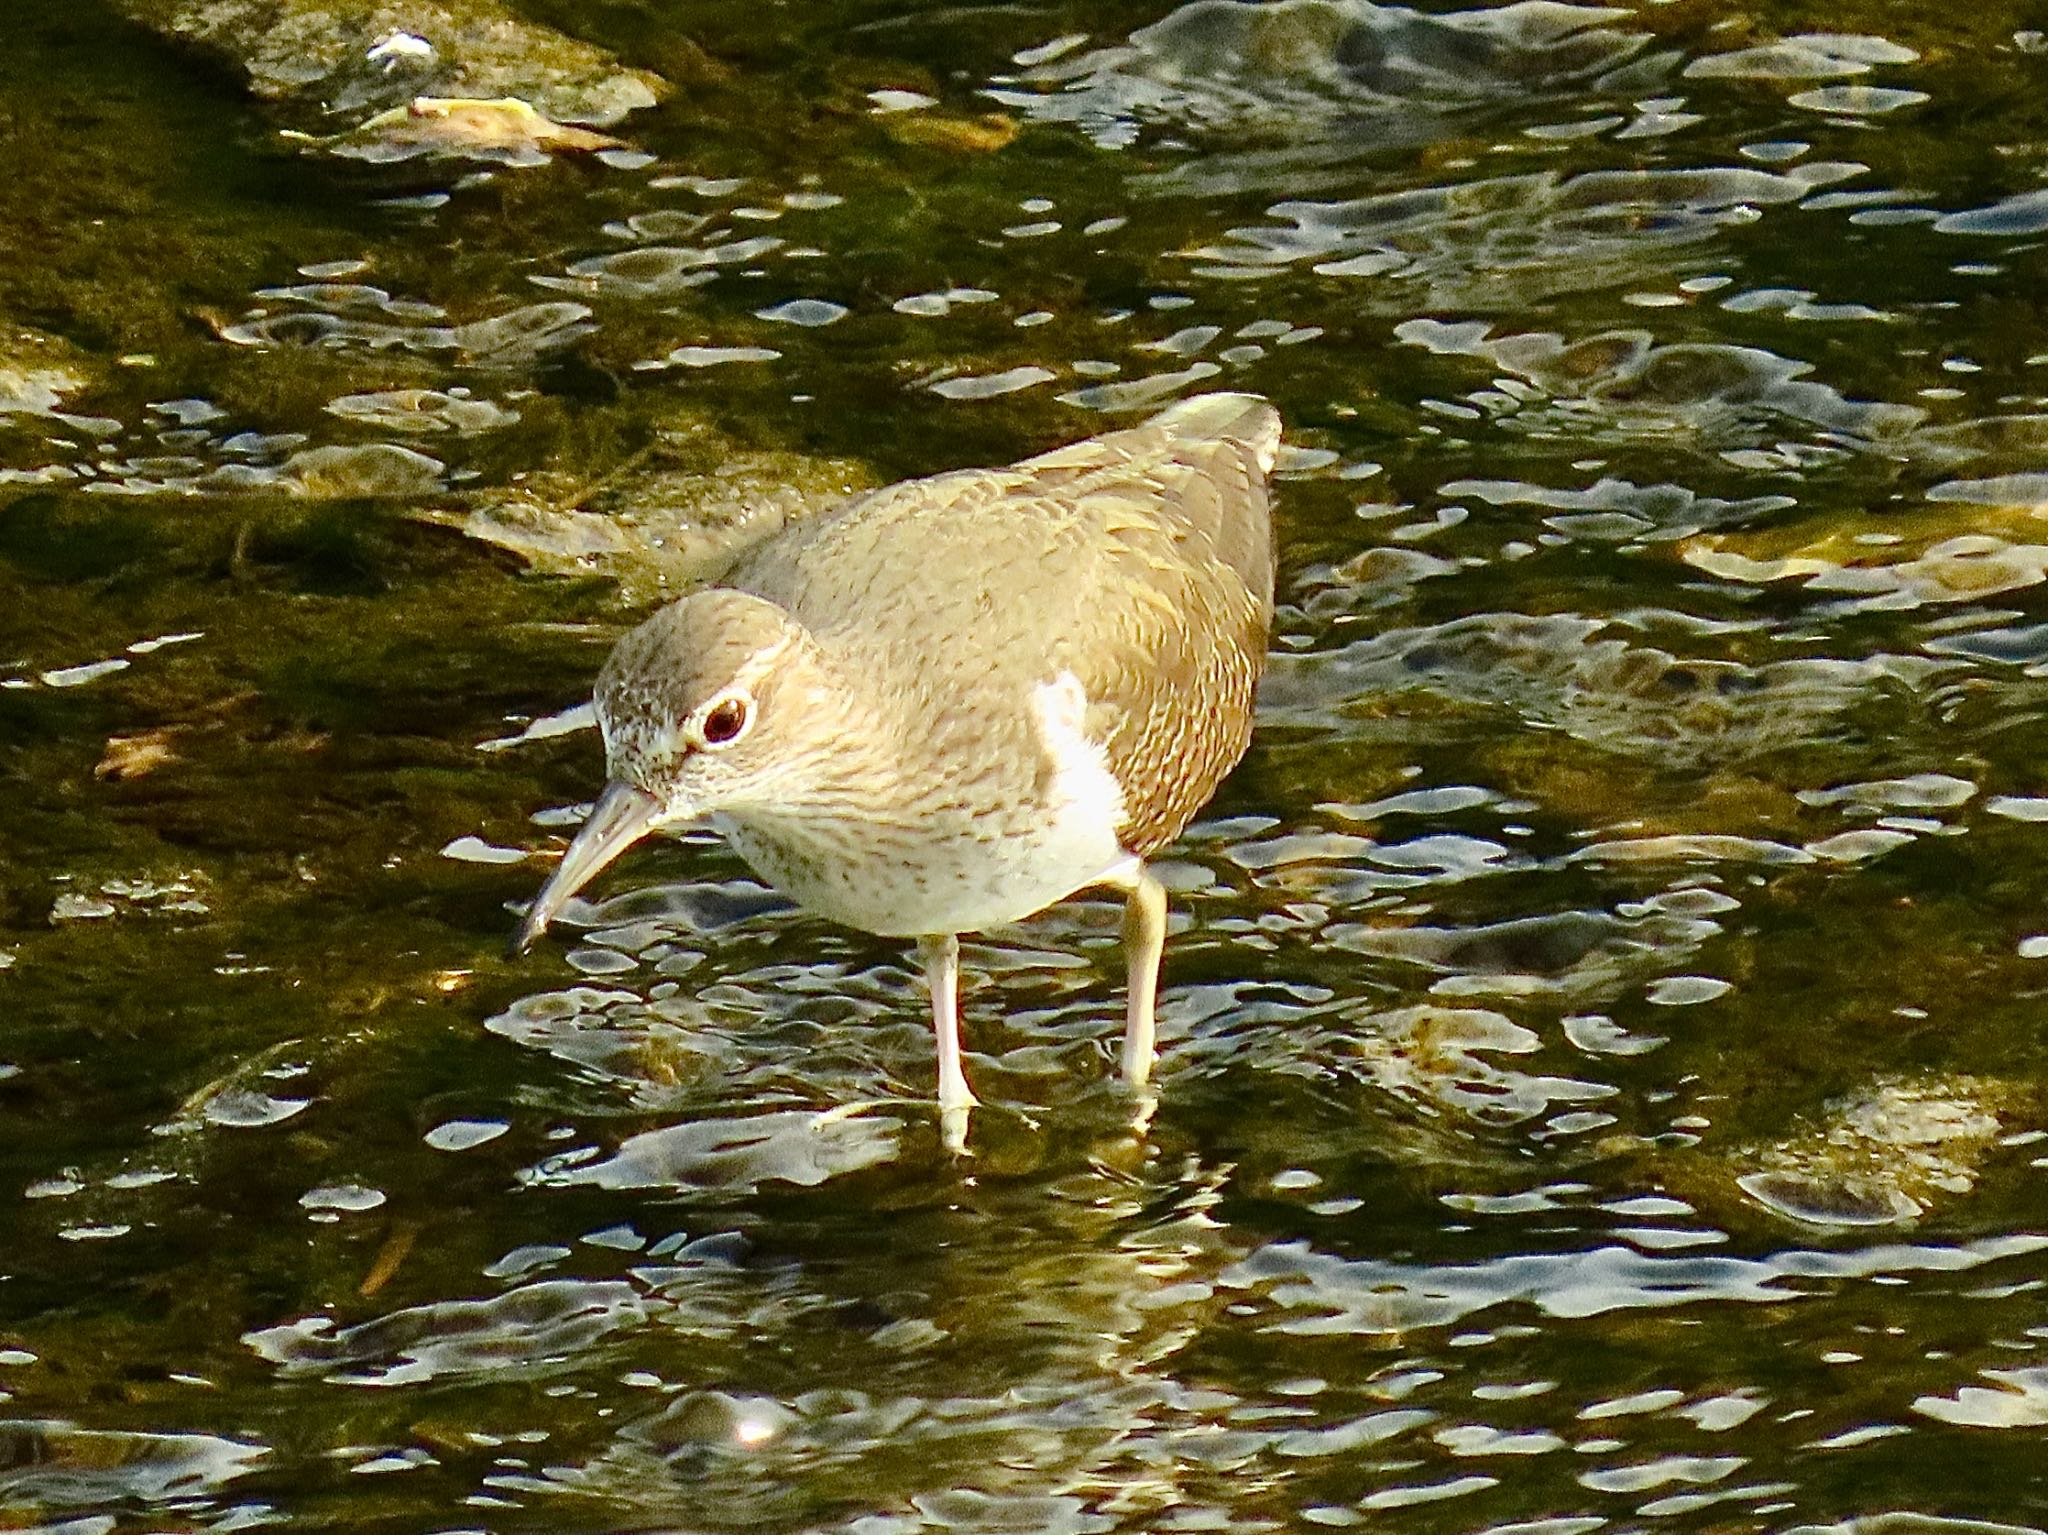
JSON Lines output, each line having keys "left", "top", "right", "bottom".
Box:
{"left": 95, "top": 729, "right": 182, "bottom": 782}
{"left": 881, "top": 111, "right": 1019, "bottom": 154}
{"left": 321, "top": 97, "right": 627, "bottom": 165}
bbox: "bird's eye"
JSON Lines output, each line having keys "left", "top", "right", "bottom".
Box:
{"left": 700, "top": 694, "right": 750, "bottom": 746}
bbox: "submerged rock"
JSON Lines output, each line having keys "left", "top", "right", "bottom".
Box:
{"left": 115, "top": 0, "right": 665, "bottom": 127}
{"left": 1735, "top": 1075, "right": 2023, "bottom": 1228}
{"left": 879, "top": 109, "right": 1020, "bottom": 155}
{"left": 1263, "top": 609, "right": 1943, "bottom": 768}
{"left": 417, "top": 421, "right": 873, "bottom": 600}
{"left": 1683, "top": 497, "right": 2048, "bottom": 613}
{"left": 280, "top": 442, "right": 446, "bottom": 497}
{"left": 1348, "top": 1003, "right": 1616, "bottom": 1128}
{"left": 0, "top": 324, "right": 92, "bottom": 419}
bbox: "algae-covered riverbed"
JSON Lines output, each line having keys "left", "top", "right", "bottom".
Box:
{"left": 2, "top": 0, "right": 2047, "bottom": 1529}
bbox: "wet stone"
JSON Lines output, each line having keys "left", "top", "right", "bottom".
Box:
{"left": 326, "top": 389, "right": 518, "bottom": 434}
{"left": 424, "top": 420, "right": 872, "bottom": 599}
{"left": 1735, "top": 1076, "right": 2016, "bottom": 1227}
{"left": 1737, "top": 1171, "right": 1920, "bottom": 1227}
{"left": 299, "top": 1183, "right": 387, "bottom": 1212}
{"left": 200, "top": 1090, "right": 313, "bottom": 1129}
{"left": 754, "top": 299, "right": 849, "bottom": 328}
{"left": 113, "top": 0, "right": 665, "bottom": 126}
{"left": 0, "top": 1422, "right": 268, "bottom": 1507}
{"left": 424, "top": 1119, "right": 509, "bottom": 1151}
{"left": 0, "top": 324, "right": 92, "bottom": 420}
{"left": 998, "top": 0, "right": 1658, "bottom": 152}
{"left": 281, "top": 443, "right": 445, "bottom": 497}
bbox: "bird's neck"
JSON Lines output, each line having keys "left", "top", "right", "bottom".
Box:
{"left": 732, "top": 647, "right": 930, "bottom": 833}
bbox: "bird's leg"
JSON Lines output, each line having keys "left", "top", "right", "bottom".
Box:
{"left": 918, "top": 933, "right": 977, "bottom": 1150}
{"left": 1104, "top": 860, "right": 1168, "bottom": 1090}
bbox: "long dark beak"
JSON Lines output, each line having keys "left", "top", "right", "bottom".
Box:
{"left": 509, "top": 781, "right": 664, "bottom": 957}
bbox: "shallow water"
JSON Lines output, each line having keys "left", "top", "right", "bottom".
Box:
{"left": 3, "top": 0, "right": 2047, "bottom": 1529}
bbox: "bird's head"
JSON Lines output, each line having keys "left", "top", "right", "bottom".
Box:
{"left": 511, "top": 589, "right": 826, "bottom": 953}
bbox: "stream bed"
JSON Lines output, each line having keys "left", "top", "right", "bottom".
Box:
{"left": 2, "top": 0, "right": 2046, "bottom": 1530}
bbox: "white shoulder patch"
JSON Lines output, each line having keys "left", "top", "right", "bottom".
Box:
{"left": 1030, "top": 671, "right": 1127, "bottom": 846}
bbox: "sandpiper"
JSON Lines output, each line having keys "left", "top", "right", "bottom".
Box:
{"left": 514, "top": 392, "right": 1279, "bottom": 1140}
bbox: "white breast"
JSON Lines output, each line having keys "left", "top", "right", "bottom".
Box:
{"left": 712, "top": 670, "right": 1132, "bottom": 938}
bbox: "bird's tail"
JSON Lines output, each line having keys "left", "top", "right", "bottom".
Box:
{"left": 1146, "top": 392, "right": 1282, "bottom": 476}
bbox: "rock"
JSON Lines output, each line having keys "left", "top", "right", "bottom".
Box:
{"left": 416, "top": 421, "right": 873, "bottom": 602}
{"left": 281, "top": 442, "right": 446, "bottom": 498}
{"left": 1735, "top": 1075, "right": 2021, "bottom": 1227}
{"left": 0, "top": 324, "right": 92, "bottom": 420}
{"left": 114, "top": 0, "right": 665, "bottom": 127}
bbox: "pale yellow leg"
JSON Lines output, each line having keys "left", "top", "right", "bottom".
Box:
{"left": 1106, "top": 862, "right": 1168, "bottom": 1090}
{"left": 918, "top": 933, "right": 976, "bottom": 1151}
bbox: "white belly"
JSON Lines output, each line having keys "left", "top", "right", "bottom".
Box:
{"left": 716, "top": 808, "right": 1123, "bottom": 937}
{"left": 714, "top": 673, "right": 1130, "bottom": 937}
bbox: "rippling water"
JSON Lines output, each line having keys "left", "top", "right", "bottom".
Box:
{"left": 2, "top": 0, "right": 2046, "bottom": 1529}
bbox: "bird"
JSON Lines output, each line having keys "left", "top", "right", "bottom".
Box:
{"left": 511, "top": 392, "right": 1280, "bottom": 1143}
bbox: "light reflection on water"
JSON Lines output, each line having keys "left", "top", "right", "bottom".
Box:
{"left": 2, "top": 0, "right": 2048, "bottom": 1530}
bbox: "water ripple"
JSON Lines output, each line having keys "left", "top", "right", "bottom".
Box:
{"left": 1222, "top": 1232, "right": 2048, "bottom": 1334}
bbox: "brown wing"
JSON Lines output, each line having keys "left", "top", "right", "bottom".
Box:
{"left": 727, "top": 394, "right": 1280, "bottom": 854}
{"left": 1010, "top": 392, "right": 1278, "bottom": 606}
{"left": 1057, "top": 428, "right": 1275, "bottom": 853}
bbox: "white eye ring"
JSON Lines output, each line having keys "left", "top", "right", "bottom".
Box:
{"left": 697, "top": 691, "right": 752, "bottom": 748}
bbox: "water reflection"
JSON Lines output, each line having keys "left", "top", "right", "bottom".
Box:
{"left": 1194, "top": 162, "right": 1869, "bottom": 306}
{"left": 1266, "top": 611, "right": 1943, "bottom": 763}
{"left": 0, "top": 1422, "right": 267, "bottom": 1513}
{"left": 994, "top": 1, "right": 1661, "bottom": 156}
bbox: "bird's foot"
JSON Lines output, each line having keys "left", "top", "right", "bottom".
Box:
{"left": 938, "top": 1097, "right": 975, "bottom": 1156}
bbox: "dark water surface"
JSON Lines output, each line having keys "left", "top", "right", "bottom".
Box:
{"left": 3, "top": 0, "right": 2047, "bottom": 1529}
